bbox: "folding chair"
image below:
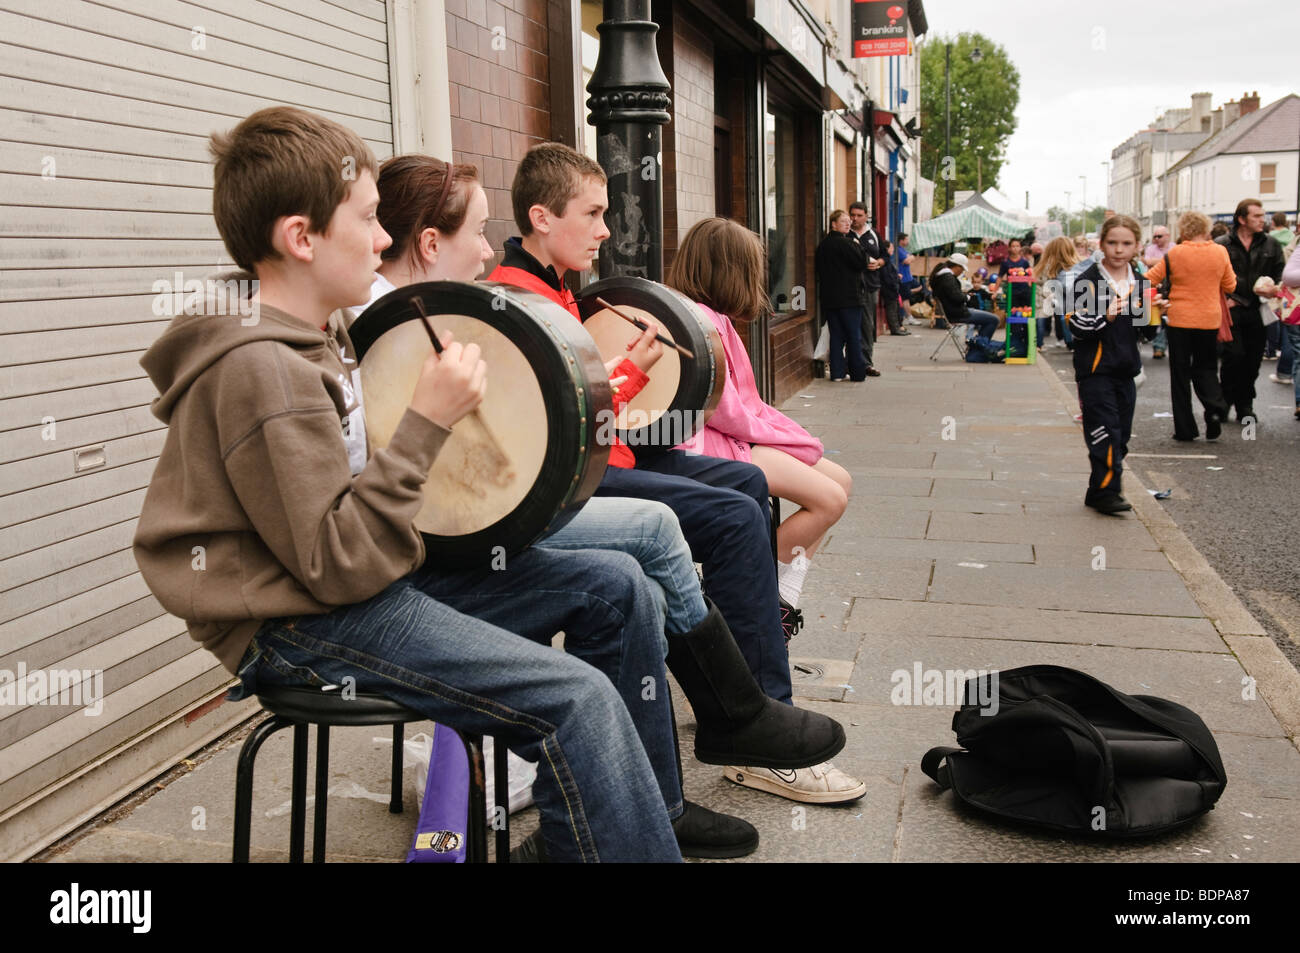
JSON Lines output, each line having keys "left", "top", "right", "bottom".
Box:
{"left": 928, "top": 298, "right": 969, "bottom": 361}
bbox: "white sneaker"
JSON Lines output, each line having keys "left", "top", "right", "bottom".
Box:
{"left": 723, "top": 762, "right": 866, "bottom": 804}
{"left": 906, "top": 316, "right": 924, "bottom": 326}
{"left": 1271, "top": 373, "right": 1294, "bottom": 385}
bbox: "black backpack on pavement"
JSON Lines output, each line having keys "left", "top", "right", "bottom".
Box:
{"left": 923, "top": 665, "right": 1227, "bottom": 837}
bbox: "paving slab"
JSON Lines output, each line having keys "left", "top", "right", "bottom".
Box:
{"left": 824, "top": 535, "right": 1034, "bottom": 565}
{"left": 926, "top": 511, "right": 1161, "bottom": 549}
{"left": 847, "top": 634, "right": 1279, "bottom": 736}
{"left": 844, "top": 598, "right": 1229, "bottom": 653}
{"left": 895, "top": 757, "right": 1300, "bottom": 863}
{"left": 927, "top": 562, "right": 1204, "bottom": 617}
{"left": 852, "top": 493, "right": 1025, "bottom": 515}
{"left": 820, "top": 508, "right": 930, "bottom": 542}
{"left": 931, "top": 477, "right": 1075, "bottom": 502}
{"left": 1031, "top": 542, "right": 1176, "bottom": 572}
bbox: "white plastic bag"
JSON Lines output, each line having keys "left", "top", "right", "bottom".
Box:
{"left": 387, "top": 731, "right": 537, "bottom": 818}
{"left": 812, "top": 323, "right": 830, "bottom": 361}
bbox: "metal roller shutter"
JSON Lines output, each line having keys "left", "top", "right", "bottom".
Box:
{"left": 0, "top": 0, "right": 394, "bottom": 860}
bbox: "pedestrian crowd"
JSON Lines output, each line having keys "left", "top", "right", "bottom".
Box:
{"left": 814, "top": 197, "right": 1296, "bottom": 517}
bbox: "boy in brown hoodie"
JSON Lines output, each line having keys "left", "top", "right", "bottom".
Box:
{"left": 131, "top": 106, "right": 680, "bottom": 861}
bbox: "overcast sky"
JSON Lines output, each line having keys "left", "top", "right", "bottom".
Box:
{"left": 916, "top": 0, "right": 1298, "bottom": 217}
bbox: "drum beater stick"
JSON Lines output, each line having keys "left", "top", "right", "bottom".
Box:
{"left": 594, "top": 296, "right": 695, "bottom": 360}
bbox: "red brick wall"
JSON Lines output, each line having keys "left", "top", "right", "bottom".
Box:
{"left": 663, "top": 13, "right": 715, "bottom": 268}
{"left": 445, "top": 0, "right": 552, "bottom": 263}
{"left": 772, "top": 312, "right": 814, "bottom": 406}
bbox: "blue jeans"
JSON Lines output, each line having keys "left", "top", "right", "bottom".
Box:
{"left": 824, "top": 307, "right": 866, "bottom": 381}
{"left": 597, "top": 460, "right": 793, "bottom": 704}
{"left": 536, "top": 496, "right": 708, "bottom": 637}
{"left": 233, "top": 549, "right": 682, "bottom": 863}
{"left": 1152, "top": 324, "right": 1168, "bottom": 354}
{"left": 1278, "top": 321, "right": 1294, "bottom": 377}
{"left": 965, "top": 309, "right": 1000, "bottom": 341}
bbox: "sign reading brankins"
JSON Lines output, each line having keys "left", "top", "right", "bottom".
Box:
{"left": 852, "top": 0, "right": 911, "bottom": 58}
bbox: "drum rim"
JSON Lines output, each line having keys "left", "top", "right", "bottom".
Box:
{"left": 350, "top": 281, "right": 610, "bottom": 564}
{"left": 576, "top": 276, "right": 724, "bottom": 449}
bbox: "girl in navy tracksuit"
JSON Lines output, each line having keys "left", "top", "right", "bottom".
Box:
{"left": 1068, "top": 215, "right": 1147, "bottom": 514}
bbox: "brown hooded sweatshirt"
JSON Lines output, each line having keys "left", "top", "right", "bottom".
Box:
{"left": 132, "top": 295, "right": 449, "bottom": 673}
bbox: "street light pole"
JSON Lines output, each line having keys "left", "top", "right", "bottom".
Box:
{"left": 944, "top": 43, "right": 951, "bottom": 212}
{"left": 1079, "top": 175, "right": 1087, "bottom": 235}
{"left": 586, "top": 0, "right": 671, "bottom": 280}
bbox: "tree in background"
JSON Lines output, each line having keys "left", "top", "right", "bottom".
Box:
{"left": 920, "top": 32, "right": 1019, "bottom": 215}
{"left": 1045, "top": 204, "right": 1109, "bottom": 237}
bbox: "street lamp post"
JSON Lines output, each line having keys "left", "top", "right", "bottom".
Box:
{"left": 586, "top": 0, "right": 672, "bottom": 280}
{"left": 1079, "top": 175, "right": 1087, "bottom": 235}
{"left": 944, "top": 43, "right": 951, "bottom": 212}
{"left": 943, "top": 42, "right": 983, "bottom": 213}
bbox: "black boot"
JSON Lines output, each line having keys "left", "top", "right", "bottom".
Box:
{"left": 666, "top": 700, "right": 758, "bottom": 858}
{"left": 673, "top": 801, "right": 758, "bottom": 859}
{"left": 666, "top": 600, "right": 845, "bottom": 769}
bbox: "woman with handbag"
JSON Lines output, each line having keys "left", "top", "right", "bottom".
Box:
{"left": 1144, "top": 211, "right": 1237, "bottom": 441}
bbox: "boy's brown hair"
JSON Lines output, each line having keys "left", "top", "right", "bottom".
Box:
{"left": 511, "top": 142, "right": 606, "bottom": 235}
{"left": 210, "top": 106, "right": 377, "bottom": 271}
{"left": 667, "top": 217, "right": 770, "bottom": 322}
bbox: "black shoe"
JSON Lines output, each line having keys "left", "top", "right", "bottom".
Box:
{"left": 865, "top": 367, "right": 882, "bottom": 377}
{"left": 889, "top": 329, "right": 911, "bottom": 336}
{"left": 779, "top": 599, "right": 803, "bottom": 645}
{"left": 1236, "top": 407, "right": 1255, "bottom": 422}
{"left": 666, "top": 600, "right": 845, "bottom": 770}
{"left": 508, "top": 829, "right": 548, "bottom": 863}
{"left": 672, "top": 800, "right": 759, "bottom": 859}
{"left": 1172, "top": 433, "right": 1197, "bottom": 442}
{"left": 1205, "top": 413, "right": 1222, "bottom": 441}
{"left": 1085, "top": 493, "right": 1132, "bottom": 515}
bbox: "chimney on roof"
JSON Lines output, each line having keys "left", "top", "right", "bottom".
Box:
{"left": 1223, "top": 98, "right": 1241, "bottom": 126}
{"left": 1189, "top": 91, "right": 1212, "bottom": 129}
{"left": 1240, "top": 91, "right": 1260, "bottom": 116}
{"left": 1210, "top": 106, "right": 1223, "bottom": 133}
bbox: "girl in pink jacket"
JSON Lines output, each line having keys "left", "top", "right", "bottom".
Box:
{"left": 668, "top": 218, "right": 852, "bottom": 610}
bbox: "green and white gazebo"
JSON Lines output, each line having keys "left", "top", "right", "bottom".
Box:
{"left": 910, "top": 194, "right": 1031, "bottom": 251}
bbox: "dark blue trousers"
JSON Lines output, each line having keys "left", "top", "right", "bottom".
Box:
{"left": 1077, "top": 374, "right": 1136, "bottom": 500}
{"left": 596, "top": 451, "right": 792, "bottom": 704}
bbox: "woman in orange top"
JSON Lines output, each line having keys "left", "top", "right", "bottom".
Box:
{"left": 1144, "top": 211, "right": 1237, "bottom": 441}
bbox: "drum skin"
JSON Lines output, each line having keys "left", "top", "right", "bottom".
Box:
{"left": 576, "top": 276, "right": 725, "bottom": 451}
{"left": 349, "top": 281, "right": 611, "bottom": 568}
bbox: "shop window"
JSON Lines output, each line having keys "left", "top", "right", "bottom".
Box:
{"left": 765, "top": 103, "right": 798, "bottom": 312}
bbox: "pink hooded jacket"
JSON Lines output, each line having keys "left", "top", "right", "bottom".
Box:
{"left": 676, "top": 303, "right": 824, "bottom": 466}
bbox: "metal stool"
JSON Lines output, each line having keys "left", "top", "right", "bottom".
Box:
{"left": 232, "top": 684, "right": 510, "bottom": 863}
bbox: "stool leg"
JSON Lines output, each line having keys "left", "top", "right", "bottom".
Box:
{"left": 232, "top": 714, "right": 292, "bottom": 863}
{"left": 289, "top": 723, "right": 308, "bottom": 863}
{"left": 493, "top": 740, "right": 510, "bottom": 863}
{"left": 312, "top": 723, "right": 330, "bottom": 863}
{"left": 463, "top": 734, "right": 487, "bottom": 864}
{"left": 390, "top": 722, "right": 404, "bottom": 813}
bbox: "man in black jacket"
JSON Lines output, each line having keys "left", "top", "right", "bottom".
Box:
{"left": 848, "top": 202, "right": 884, "bottom": 376}
{"left": 930, "top": 253, "right": 999, "bottom": 341}
{"left": 1217, "top": 198, "right": 1286, "bottom": 421}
